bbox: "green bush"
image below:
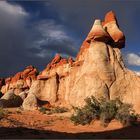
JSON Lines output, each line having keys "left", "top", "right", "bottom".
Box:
{"left": 50, "top": 106, "right": 68, "bottom": 114}
{"left": 39, "top": 107, "right": 49, "bottom": 114}
{"left": 39, "top": 106, "right": 68, "bottom": 114}
{"left": 115, "top": 103, "right": 139, "bottom": 126}
{"left": 70, "top": 96, "right": 100, "bottom": 125}
{"left": 100, "top": 99, "right": 118, "bottom": 127}
{"left": 70, "top": 96, "right": 138, "bottom": 127}
{"left": 71, "top": 108, "right": 95, "bottom": 125}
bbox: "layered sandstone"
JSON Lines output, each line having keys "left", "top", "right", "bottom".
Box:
{"left": 29, "top": 11, "right": 140, "bottom": 113}
{"left": 1, "top": 65, "right": 38, "bottom": 94}
{"left": 1, "top": 11, "right": 140, "bottom": 113}
{"left": 38, "top": 54, "right": 74, "bottom": 80}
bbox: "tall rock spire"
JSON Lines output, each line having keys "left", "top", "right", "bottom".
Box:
{"left": 76, "top": 11, "right": 125, "bottom": 61}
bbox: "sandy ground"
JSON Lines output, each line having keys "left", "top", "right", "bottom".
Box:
{"left": 0, "top": 108, "right": 140, "bottom": 139}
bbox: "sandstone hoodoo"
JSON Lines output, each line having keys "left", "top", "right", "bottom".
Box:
{"left": 0, "top": 11, "right": 140, "bottom": 113}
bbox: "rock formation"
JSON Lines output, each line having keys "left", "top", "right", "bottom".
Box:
{"left": 1, "top": 11, "right": 140, "bottom": 113}
{"left": 0, "top": 90, "right": 23, "bottom": 108}
{"left": 0, "top": 65, "right": 38, "bottom": 95}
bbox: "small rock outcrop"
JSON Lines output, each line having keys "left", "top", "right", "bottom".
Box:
{"left": 0, "top": 90, "right": 23, "bottom": 108}
{"left": 22, "top": 93, "right": 38, "bottom": 110}
{"left": 1, "top": 65, "right": 38, "bottom": 94}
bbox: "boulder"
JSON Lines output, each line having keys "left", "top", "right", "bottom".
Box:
{"left": 0, "top": 90, "right": 23, "bottom": 108}
{"left": 1, "top": 89, "right": 15, "bottom": 100}
{"left": 22, "top": 93, "right": 38, "bottom": 110}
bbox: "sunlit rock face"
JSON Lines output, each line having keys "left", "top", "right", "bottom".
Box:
{"left": 1, "top": 11, "right": 140, "bottom": 113}
{"left": 0, "top": 65, "right": 38, "bottom": 95}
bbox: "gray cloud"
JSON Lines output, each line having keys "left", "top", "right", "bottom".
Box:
{"left": 46, "top": 0, "right": 140, "bottom": 47}
{"left": 0, "top": 1, "right": 52, "bottom": 77}
{"left": 1, "top": 0, "right": 140, "bottom": 77}
{"left": 31, "top": 19, "right": 78, "bottom": 58}
{"left": 126, "top": 53, "right": 140, "bottom": 66}
{"left": 0, "top": 1, "right": 31, "bottom": 77}
{"left": 0, "top": 1, "right": 79, "bottom": 77}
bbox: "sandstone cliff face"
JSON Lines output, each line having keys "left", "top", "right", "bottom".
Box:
{"left": 30, "top": 11, "right": 140, "bottom": 113}
{"left": 1, "top": 11, "right": 140, "bottom": 113}
{"left": 30, "top": 74, "right": 59, "bottom": 103}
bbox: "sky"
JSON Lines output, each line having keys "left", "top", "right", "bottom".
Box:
{"left": 0, "top": 0, "right": 140, "bottom": 77}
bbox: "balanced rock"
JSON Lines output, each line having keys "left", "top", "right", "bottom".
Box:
{"left": 103, "top": 11, "right": 125, "bottom": 48}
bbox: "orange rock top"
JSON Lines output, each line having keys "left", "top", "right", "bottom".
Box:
{"left": 104, "top": 11, "right": 117, "bottom": 25}
{"left": 76, "top": 10, "right": 125, "bottom": 61}
{"left": 4, "top": 65, "right": 38, "bottom": 85}
{"left": 51, "top": 54, "right": 61, "bottom": 64}
{"left": 41, "top": 54, "right": 74, "bottom": 74}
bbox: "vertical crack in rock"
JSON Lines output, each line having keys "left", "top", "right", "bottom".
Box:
{"left": 55, "top": 73, "right": 60, "bottom": 102}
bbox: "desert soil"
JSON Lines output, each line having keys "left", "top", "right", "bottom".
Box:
{"left": 0, "top": 108, "right": 140, "bottom": 139}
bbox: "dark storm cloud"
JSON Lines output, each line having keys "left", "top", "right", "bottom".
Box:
{"left": 0, "top": 1, "right": 52, "bottom": 77}
{"left": 0, "top": 1, "right": 31, "bottom": 77}
{"left": 0, "top": 1, "right": 79, "bottom": 77}
{"left": 32, "top": 19, "right": 78, "bottom": 58}
{"left": 46, "top": 0, "right": 140, "bottom": 68}
{"left": 1, "top": 0, "right": 140, "bottom": 77}
{"left": 47, "top": 0, "right": 140, "bottom": 44}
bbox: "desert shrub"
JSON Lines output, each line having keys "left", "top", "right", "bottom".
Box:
{"left": 50, "top": 106, "right": 68, "bottom": 114}
{"left": 115, "top": 103, "right": 139, "bottom": 126}
{"left": 99, "top": 98, "right": 118, "bottom": 127}
{"left": 70, "top": 96, "right": 138, "bottom": 127}
{"left": 70, "top": 96, "right": 100, "bottom": 125}
{"left": 39, "top": 106, "right": 68, "bottom": 114}
{"left": 39, "top": 107, "right": 49, "bottom": 114}
{"left": 70, "top": 108, "right": 95, "bottom": 125}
